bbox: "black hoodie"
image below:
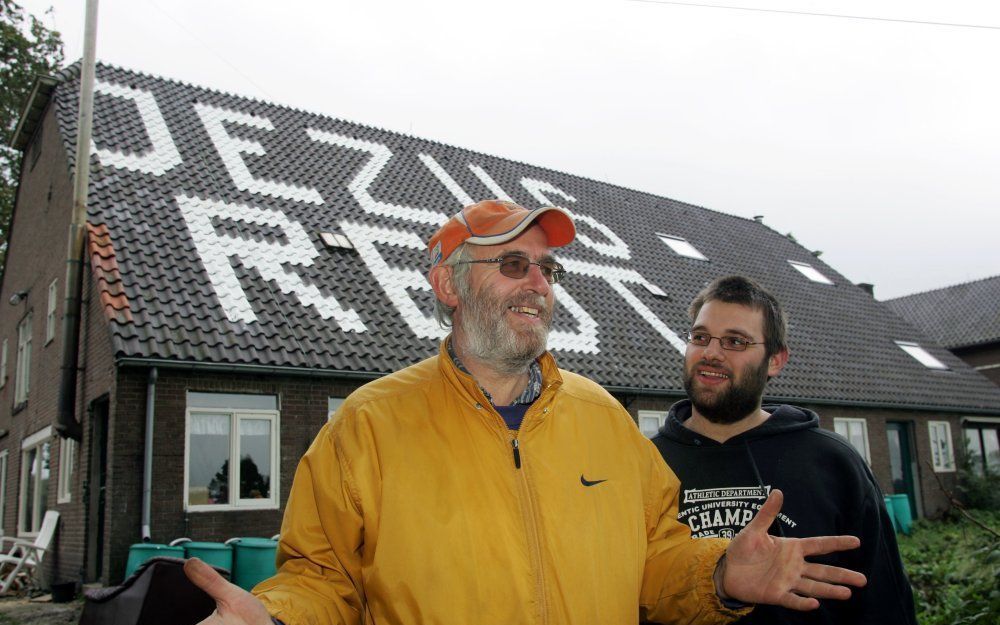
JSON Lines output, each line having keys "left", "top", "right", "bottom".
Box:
{"left": 650, "top": 400, "right": 916, "bottom": 625}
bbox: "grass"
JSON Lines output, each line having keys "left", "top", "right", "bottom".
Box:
{"left": 897, "top": 509, "right": 1000, "bottom": 625}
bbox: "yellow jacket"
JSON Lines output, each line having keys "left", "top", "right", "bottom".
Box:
{"left": 255, "top": 343, "right": 743, "bottom": 625}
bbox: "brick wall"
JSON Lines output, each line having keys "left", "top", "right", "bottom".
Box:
{"left": 104, "top": 367, "right": 368, "bottom": 583}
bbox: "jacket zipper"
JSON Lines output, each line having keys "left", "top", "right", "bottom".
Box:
{"left": 510, "top": 432, "right": 548, "bottom": 625}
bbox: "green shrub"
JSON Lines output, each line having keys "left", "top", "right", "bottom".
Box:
{"left": 898, "top": 509, "right": 1000, "bottom": 625}
{"left": 957, "top": 464, "right": 1000, "bottom": 511}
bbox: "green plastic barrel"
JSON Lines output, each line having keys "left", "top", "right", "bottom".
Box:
{"left": 230, "top": 537, "right": 278, "bottom": 591}
{"left": 883, "top": 496, "right": 898, "bottom": 532}
{"left": 889, "top": 494, "right": 913, "bottom": 535}
{"left": 124, "top": 543, "right": 185, "bottom": 578}
{"left": 184, "top": 542, "right": 233, "bottom": 574}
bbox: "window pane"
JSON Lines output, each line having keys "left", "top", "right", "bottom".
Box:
{"left": 23, "top": 448, "right": 37, "bottom": 531}
{"left": 239, "top": 419, "right": 271, "bottom": 500}
{"left": 639, "top": 417, "right": 660, "bottom": 438}
{"left": 38, "top": 443, "right": 50, "bottom": 530}
{"left": 834, "top": 421, "right": 848, "bottom": 438}
{"left": 189, "top": 392, "right": 277, "bottom": 411}
{"left": 189, "top": 413, "right": 231, "bottom": 506}
{"left": 965, "top": 428, "right": 984, "bottom": 476}
{"left": 984, "top": 429, "right": 1000, "bottom": 473}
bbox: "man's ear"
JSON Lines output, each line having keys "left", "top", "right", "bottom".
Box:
{"left": 429, "top": 265, "right": 460, "bottom": 308}
{"left": 767, "top": 348, "right": 789, "bottom": 378}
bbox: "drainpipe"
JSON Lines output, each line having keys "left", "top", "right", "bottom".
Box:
{"left": 142, "top": 367, "right": 157, "bottom": 542}
{"left": 55, "top": 0, "right": 99, "bottom": 442}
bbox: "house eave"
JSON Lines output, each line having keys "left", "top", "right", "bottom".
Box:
{"left": 115, "top": 356, "right": 385, "bottom": 381}
{"left": 10, "top": 75, "right": 60, "bottom": 150}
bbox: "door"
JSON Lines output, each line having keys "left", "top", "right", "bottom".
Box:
{"left": 886, "top": 421, "right": 919, "bottom": 519}
{"left": 85, "top": 397, "right": 109, "bottom": 581}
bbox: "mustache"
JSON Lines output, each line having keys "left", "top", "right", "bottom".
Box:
{"left": 507, "top": 294, "right": 553, "bottom": 320}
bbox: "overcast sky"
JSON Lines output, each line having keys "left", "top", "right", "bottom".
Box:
{"left": 21, "top": 0, "right": 1000, "bottom": 299}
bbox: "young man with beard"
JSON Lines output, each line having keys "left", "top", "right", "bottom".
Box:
{"left": 185, "top": 202, "right": 868, "bottom": 625}
{"left": 651, "top": 275, "right": 916, "bottom": 625}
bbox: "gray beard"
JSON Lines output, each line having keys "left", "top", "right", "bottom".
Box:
{"left": 455, "top": 281, "right": 552, "bottom": 375}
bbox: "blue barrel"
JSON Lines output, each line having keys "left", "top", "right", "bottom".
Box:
{"left": 889, "top": 494, "right": 913, "bottom": 535}
{"left": 883, "top": 496, "right": 898, "bottom": 532}
{"left": 184, "top": 542, "right": 233, "bottom": 574}
{"left": 230, "top": 537, "right": 278, "bottom": 591}
{"left": 124, "top": 543, "right": 185, "bottom": 578}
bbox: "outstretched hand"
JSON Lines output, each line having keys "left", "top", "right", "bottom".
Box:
{"left": 184, "top": 557, "right": 274, "bottom": 625}
{"left": 719, "top": 490, "right": 867, "bottom": 610}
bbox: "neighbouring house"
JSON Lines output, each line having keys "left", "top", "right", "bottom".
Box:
{"left": 2, "top": 63, "right": 999, "bottom": 589}
{"left": 885, "top": 275, "right": 1000, "bottom": 476}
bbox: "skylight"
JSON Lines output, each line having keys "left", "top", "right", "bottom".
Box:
{"left": 895, "top": 341, "right": 949, "bottom": 370}
{"left": 656, "top": 233, "right": 707, "bottom": 260}
{"left": 788, "top": 260, "right": 833, "bottom": 285}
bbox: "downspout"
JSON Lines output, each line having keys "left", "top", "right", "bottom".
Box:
{"left": 142, "top": 367, "right": 157, "bottom": 542}
{"left": 55, "top": 0, "right": 99, "bottom": 442}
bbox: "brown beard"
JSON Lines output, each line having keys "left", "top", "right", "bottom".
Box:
{"left": 683, "top": 355, "right": 769, "bottom": 424}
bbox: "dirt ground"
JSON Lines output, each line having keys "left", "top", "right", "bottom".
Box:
{"left": 0, "top": 595, "right": 84, "bottom": 625}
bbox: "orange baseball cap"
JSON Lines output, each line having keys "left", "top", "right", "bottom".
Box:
{"left": 428, "top": 200, "right": 576, "bottom": 267}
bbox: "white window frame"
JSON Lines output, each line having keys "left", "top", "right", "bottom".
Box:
{"left": 788, "top": 260, "right": 834, "bottom": 285}
{"left": 14, "top": 313, "right": 32, "bottom": 405}
{"left": 638, "top": 410, "right": 668, "bottom": 439}
{"left": 184, "top": 405, "right": 280, "bottom": 512}
{"left": 655, "top": 233, "right": 708, "bottom": 261}
{"left": 0, "top": 338, "right": 7, "bottom": 389}
{"left": 895, "top": 341, "right": 949, "bottom": 370}
{"left": 46, "top": 280, "right": 57, "bottom": 345}
{"left": 57, "top": 438, "right": 76, "bottom": 504}
{"left": 328, "top": 397, "right": 345, "bottom": 421}
{"left": 0, "top": 451, "right": 8, "bottom": 535}
{"left": 834, "top": 417, "right": 871, "bottom": 464}
{"left": 929, "top": 420, "right": 956, "bottom": 472}
{"left": 18, "top": 426, "right": 51, "bottom": 537}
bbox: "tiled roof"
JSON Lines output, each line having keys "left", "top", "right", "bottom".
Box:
{"left": 884, "top": 275, "right": 1000, "bottom": 349}
{"left": 87, "top": 222, "right": 133, "bottom": 324}
{"left": 42, "top": 63, "right": 1000, "bottom": 413}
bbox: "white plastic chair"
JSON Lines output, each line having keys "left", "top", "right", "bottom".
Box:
{"left": 0, "top": 510, "right": 60, "bottom": 594}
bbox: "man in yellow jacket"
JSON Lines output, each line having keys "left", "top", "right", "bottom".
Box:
{"left": 186, "top": 200, "right": 866, "bottom": 625}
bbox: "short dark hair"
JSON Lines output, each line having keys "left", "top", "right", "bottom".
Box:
{"left": 688, "top": 276, "right": 788, "bottom": 357}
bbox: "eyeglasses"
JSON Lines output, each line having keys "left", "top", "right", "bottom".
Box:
{"left": 686, "top": 331, "right": 763, "bottom": 352}
{"left": 457, "top": 254, "right": 566, "bottom": 284}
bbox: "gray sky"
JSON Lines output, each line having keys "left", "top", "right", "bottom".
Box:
{"left": 22, "top": 0, "right": 1000, "bottom": 299}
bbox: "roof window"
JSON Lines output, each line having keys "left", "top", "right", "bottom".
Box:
{"left": 788, "top": 260, "right": 833, "bottom": 285}
{"left": 895, "top": 341, "right": 948, "bottom": 370}
{"left": 656, "top": 233, "right": 707, "bottom": 260}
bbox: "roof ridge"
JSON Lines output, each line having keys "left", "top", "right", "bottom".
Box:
{"left": 883, "top": 272, "right": 1000, "bottom": 302}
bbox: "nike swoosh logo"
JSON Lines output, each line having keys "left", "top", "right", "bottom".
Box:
{"left": 580, "top": 475, "right": 607, "bottom": 487}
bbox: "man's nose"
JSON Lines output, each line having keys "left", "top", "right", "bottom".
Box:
{"left": 524, "top": 263, "right": 552, "bottom": 294}
{"left": 702, "top": 336, "right": 727, "bottom": 360}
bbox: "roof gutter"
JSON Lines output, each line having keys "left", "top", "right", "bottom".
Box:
{"left": 602, "top": 386, "right": 1000, "bottom": 417}
{"left": 115, "top": 357, "right": 384, "bottom": 381}
{"left": 141, "top": 367, "right": 156, "bottom": 542}
{"left": 55, "top": 0, "right": 99, "bottom": 442}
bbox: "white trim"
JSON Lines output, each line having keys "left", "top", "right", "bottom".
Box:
{"left": 57, "top": 438, "right": 76, "bottom": 504}
{"left": 46, "top": 279, "right": 57, "bottom": 345}
{"left": 0, "top": 451, "right": 8, "bottom": 535}
{"left": 22, "top": 426, "right": 52, "bottom": 450}
{"left": 834, "top": 417, "right": 871, "bottom": 464}
{"left": 184, "top": 403, "right": 280, "bottom": 512}
{"left": 928, "top": 420, "right": 956, "bottom": 472}
{"left": 962, "top": 416, "right": 1000, "bottom": 425}
{"left": 638, "top": 409, "right": 668, "bottom": 439}
{"left": 974, "top": 362, "right": 1000, "bottom": 371}
{"left": 0, "top": 338, "right": 7, "bottom": 388}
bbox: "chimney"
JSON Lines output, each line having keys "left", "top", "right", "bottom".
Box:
{"left": 857, "top": 283, "right": 875, "bottom": 297}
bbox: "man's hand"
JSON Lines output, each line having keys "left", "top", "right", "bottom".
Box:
{"left": 184, "top": 557, "right": 274, "bottom": 625}
{"left": 718, "top": 489, "right": 868, "bottom": 610}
